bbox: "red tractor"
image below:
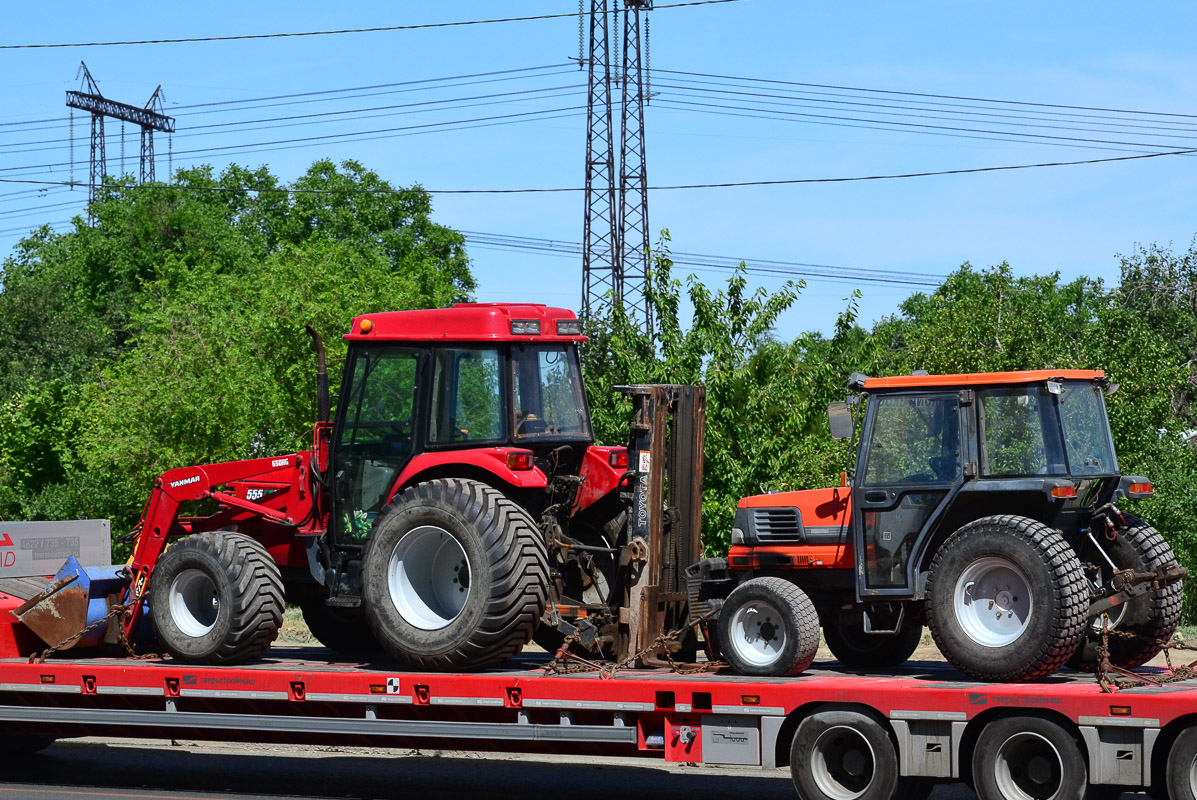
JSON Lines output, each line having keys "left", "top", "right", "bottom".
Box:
{"left": 693, "top": 369, "right": 1186, "bottom": 682}
{"left": 16, "top": 304, "right": 629, "bottom": 671}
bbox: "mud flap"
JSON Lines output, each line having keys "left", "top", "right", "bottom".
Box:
{"left": 11, "top": 557, "right": 129, "bottom": 649}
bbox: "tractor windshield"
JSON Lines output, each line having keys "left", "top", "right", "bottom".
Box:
{"left": 512, "top": 344, "right": 592, "bottom": 440}
{"left": 979, "top": 381, "right": 1116, "bottom": 478}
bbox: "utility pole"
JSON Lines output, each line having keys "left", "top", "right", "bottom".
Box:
{"left": 66, "top": 62, "right": 175, "bottom": 218}
{"left": 580, "top": 0, "right": 620, "bottom": 322}
{"left": 617, "top": 0, "right": 653, "bottom": 336}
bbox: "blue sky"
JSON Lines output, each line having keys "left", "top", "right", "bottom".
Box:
{"left": 2, "top": 2, "right": 1196, "bottom": 341}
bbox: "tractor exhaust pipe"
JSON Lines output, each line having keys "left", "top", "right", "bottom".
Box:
{"left": 305, "top": 325, "right": 330, "bottom": 424}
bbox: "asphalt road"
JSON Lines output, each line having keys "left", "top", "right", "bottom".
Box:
{"left": 0, "top": 737, "right": 994, "bottom": 800}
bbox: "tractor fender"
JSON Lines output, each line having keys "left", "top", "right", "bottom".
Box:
{"left": 573, "top": 445, "right": 627, "bottom": 514}
{"left": 388, "top": 448, "right": 549, "bottom": 503}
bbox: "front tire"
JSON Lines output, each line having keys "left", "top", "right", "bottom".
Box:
{"left": 824, "top": 620, "right": 923, "bottom": 668}
{"left": 1070, "top": 515, "right": 1183, "bottom": 671}
{"left": 149, "top": 532, "right": 284, "bottom": 665}
{"left": 718, "top": 577, "right": 819, "bottom": 677}
{"left": 361, "top": 478, "right": 549, "bottom": 671}
{"left": 926, "top": 515, "right": 1088, "bottom": 682}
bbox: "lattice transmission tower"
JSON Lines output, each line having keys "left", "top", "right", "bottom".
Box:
{"left": 580, "top": 1, "right": 653, "bottom": 335}
{"left": 66, "top": 62, "right": 175, "bottom": 217}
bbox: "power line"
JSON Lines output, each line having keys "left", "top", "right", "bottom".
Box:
{"left": 2, "top": 146, "right": 1192, "bottom": 196}
{"left": 652, "top": 67, "right": 1197, "bottom": 121}
{"left": 0, "top": 1, "right": 743, "bottom": 50}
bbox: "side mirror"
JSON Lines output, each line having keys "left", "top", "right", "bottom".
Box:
{"left": 828, "top": 402, "right": 854, "bottom": 440}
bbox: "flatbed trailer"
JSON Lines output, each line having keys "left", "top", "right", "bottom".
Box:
{"left": 0, "top": 643, "right": 1193, "bottom": 800}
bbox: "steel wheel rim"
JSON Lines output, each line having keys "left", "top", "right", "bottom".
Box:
{"left": 1190, "top": 744, "right": 1197, "bottom": 800}
{"left": 993, "top": 731, "right": 1064, "bottom": 800}
{"left": 387, "top": 525, "right": 470, "bottom": 631}
{"left": 729, "top": 598, "right": 785, "bottom": 667}
{"left": 954, "top": 556, "right": 1033, "bottom": 647}
{"left": 169, "top": 568, "right": 219, "bottom": 637}
{"left": 810, "top": 724, "right": 876, "bottom": 800}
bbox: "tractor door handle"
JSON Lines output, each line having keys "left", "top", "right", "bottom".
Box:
{"left": 864, "top": 490, "right": 889, "bottom": 503}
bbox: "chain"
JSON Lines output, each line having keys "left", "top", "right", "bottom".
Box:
{"left": 541, "top": 609, "right": 724, "bottom": 677}
{"left": 1095, "top": 615, "right": 1197, "bottom": 692}
{"left": 28, "top": 591, "right": 160, "bottom": 664}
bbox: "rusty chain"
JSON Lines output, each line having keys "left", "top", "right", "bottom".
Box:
{"left": 541, "top": 609, "right": 724, "bottom": 678}
{"left": 1094, "top": 615, "right": 1197, "bottom": 692}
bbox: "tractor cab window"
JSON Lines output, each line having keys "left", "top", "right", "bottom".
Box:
{"left": 512, "top": 345, "right": 592, "bottom": 440}
{"left": 859, "top": 394, "right": 960, "bottom": 589}
{"left": 1058, "top": 381, "right": 1117, "bottom": 476}
{"left": 980, "top": 387, "right": 1067, "bottom": 477}
{"left": 334, "top": 347, "right": 420, "bottom": 542}
{"left": 863, "top": 395, "right": 961, "bottom": 485}
{"left": 430, "top": 347, "right": 504, "bottom": 444}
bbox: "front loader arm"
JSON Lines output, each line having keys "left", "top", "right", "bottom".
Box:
{"left": 122, "top": 453, "right": 310, "bottom": 638}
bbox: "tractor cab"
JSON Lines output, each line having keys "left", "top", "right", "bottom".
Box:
{"left": 326, "top": 304, "right": 600, "bottom": 544}
{"left": 835, "top": 370, "right": 1129, "bottom": 599}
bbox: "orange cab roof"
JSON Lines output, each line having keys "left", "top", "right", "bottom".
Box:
{"left": 863, "top": 369, "right": 1105, "bottom": 390}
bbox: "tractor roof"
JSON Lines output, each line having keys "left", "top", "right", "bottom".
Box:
{"left": 862, "top": 369, "right": 1105, "bottom": 391}
{"left": 344, "top": 303, "right": 587, "bottom": 343}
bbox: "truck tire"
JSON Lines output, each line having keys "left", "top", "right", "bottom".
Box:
{"left": 790, "top": 708, "right": 931, "bottom": 800}
{"left": 824, "top": 621, "right": 923, "bottom": 668}
{"left": 149, "top": 532, "right": 284, "bottom": 665}
{"left": 972, "top": 716, "right": 1087, "bottom": 800}
{"left": 1069, "top": 515, "right": 1183, "bottom": 672}
{"left": 926, "top": 515, "right": 1088, "bottom": 682}
{"left": 718, "top": 577, "right": 819, "bottom": 677}
{"left": 361, "top": 478, "right": 549, "bottom": 671}
{"left": 299, "top": 598, "right": 380, "bottom": 655}
{"left": 1166, "top": 724, "right": 1197, "bottom": 800}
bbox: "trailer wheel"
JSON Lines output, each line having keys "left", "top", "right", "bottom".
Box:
{"left": 718, "top": 577, "right": 819, "bottom": 677}
{"left": 361, "top": 478, "right": 549, "bottom": 671}
{"left": 149, "top": 532, "right": 284, "bottom": 665}
{"left": 825, "top": 621, "right": 923, "bottom": 668}
{"left": 790, "top": 708, "right": 929, "bottom": 800}
{"left": 926, "top": 515, "right": 1088, "bottom": 682}
{"left": 972, "top": 716, "right": 1087, "bottom": 800}
{"left": 1069, "top": 515, "right": 1183, "bottom": 672}
{"left": 299, "top": 597, "right": 380, "bottom": 655}
{"left": 1165, "top": 724, "right": 1197, "bottom": 800}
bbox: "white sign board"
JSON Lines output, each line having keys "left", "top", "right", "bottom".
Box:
{"left": 0, "top": 520, "right": 112, "bottom": 577}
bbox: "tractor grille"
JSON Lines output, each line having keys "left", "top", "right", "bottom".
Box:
{"left": 751, "top": 508, "right": 803, "bottom": 542}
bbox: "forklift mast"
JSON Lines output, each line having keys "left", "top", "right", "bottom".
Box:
{"left": 617, "top": 385, "right": 706, "bottom": 665}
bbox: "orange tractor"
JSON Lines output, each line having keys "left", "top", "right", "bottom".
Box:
{"left": 692, "top": 370, "right": 1186, "bottom": 682}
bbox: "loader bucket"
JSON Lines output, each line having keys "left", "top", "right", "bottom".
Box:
{"left": 11, "top": 556, "right": 129, "bottom": 649}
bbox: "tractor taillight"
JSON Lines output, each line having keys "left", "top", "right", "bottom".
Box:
{"left": 507, "top": 451, "right": 535, "bottom": 471}
{"left": 609, "top": 449, "right": 628, "bottom": 469}
{"left": 1128, "top": 482, "right": 1153, "bottom": 496}
{"left": 1051, "top": 486, "right": 1077, "bottom": 498}
{"left": 510, "top": 319, "right": 541, "bottom": 335}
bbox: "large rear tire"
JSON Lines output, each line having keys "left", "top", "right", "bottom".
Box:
{"left": 824, "top": 620, "right": 923, "bottom": 668}
{"left": 926, "top": 515, "right": 1088, "bottom": 682}
{"left": 149, "top": 532, "right": 284, "bottom": 665}
{"left": 718, "top": 577, "right": 820, "bottom": 677}
{"left": 1069, "top": 515, "right": 1183, "bottom": 672}
{"left": 361, "top": 478, "right": 549, "bottom": 671}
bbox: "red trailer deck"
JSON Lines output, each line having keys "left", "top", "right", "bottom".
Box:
{"left": 0, "top": 644, "right": 1192, "bottom": 800}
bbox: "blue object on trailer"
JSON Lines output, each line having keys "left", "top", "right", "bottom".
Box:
{"left": 11, "top": 556, "right": 131, "bottom": 649}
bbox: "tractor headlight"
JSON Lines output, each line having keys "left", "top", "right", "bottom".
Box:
{"left": 556, "top": 319, "right": 583, "bottom": 336}
{"left": 510, "top": 319, "right": 541, "bottom": 335}
{"left": 731, "top": 527, "right": 745, "bottom": 544}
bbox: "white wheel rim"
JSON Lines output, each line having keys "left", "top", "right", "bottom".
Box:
{"left": 954, "top": 556, "right": 1033, "bottom": 647}
{"left": 993, "top": 731, "right": 1064, "bottom": 800}
{"left": 169, "top": 568, "right": 219, "bottom": 637}
{"left": 810, "top": 725, "right": 876, "bottom": 800}
{"left": 387, "top": 526, "right": 470, "bottom": 631}
{"left": 729, "top": 598, "right": 786, "bottom": 667}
